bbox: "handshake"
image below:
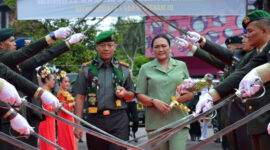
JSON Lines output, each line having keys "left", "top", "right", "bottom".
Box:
{"left": 50, "top": 27, "right": 85, "bottom": 45}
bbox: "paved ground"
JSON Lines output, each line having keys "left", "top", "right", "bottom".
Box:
{"left": 78, "top": 126, "right": 223, "bottom": 150}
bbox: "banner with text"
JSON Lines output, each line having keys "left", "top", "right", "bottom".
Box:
{"left": 145, "top": 15, "right": 245, "bottom": 57}
{"left": 17, "top": 0, "right": 246, "bottom": 20}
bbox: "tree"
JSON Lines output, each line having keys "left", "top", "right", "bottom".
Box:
{"left": 113, "top": 17, "right": 151, "bottom": 79}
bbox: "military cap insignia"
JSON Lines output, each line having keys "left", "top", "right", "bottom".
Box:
{"left": 243, "top": 17, "right": 250, "bottom": 25}
{"left": 119, "top": 61, "right": 129, "bottom": 67}
{"left": 25, "top": 40, "right": 32, "bottom": 46}
{"left": 111, "top": 35, "right": 114, "bottom": 40}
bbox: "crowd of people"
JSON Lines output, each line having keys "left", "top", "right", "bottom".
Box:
{"left": 0, "top": 9, "right": 269, "bottom": 150}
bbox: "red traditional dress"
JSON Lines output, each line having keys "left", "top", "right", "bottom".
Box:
{"left": 57, "top": 89, "right": 78, "bottom": 150}
{"left": 38, "top": 88, "right": 56, "bottom": 150}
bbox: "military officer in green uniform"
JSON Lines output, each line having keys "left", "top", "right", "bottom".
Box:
{"left": 73, "top": 30, "right": 135, "bottom": 150}
{"left": 195, "top": 10, "right": 270, "bottom": 150}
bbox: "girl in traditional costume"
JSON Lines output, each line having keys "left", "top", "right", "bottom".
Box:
{"left": 56, "top": 70, "right": 78, "bottom": 150}
{"left": 38, "top": 67, "right": 57, "bottom": 150}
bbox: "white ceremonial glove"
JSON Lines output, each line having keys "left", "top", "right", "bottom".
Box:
{"left": 195, "top": 93, "right": 213, "bottom": 115}
{"left": 10, "top": 114, "right": 32, "bottom": 135}
{"left": 238, "top": 69, "right": 262, "bottom": 98}
{"left": 68, "top": 33, "right": 85, "bottom": 44}
{"left": 176, "top": 37, "right": 189, "bottom": 48}
{"left": 0, "top": 79, "right": 21, "bottom": 106}
{"left": 53, "top": 27, "right": 72, "bottom": 39}
{"left": 186, "top": 31, "right": 201, "bottom": 43}
{"left": 267, "top": 122, "right": 270, "bottom": 135}
{"left": 41, "top": 91, "right": 60, "bottom": 109}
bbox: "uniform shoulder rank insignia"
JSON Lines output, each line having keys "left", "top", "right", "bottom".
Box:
{"left": 82, "top": 61, "right": 91, "bottom": 67}
{"left": 119, "top": 61, "right": 129, "bottom": 67}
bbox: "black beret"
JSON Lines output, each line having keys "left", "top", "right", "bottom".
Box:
{"left": 225, "top": 36, "right": 243, "bottom": 45}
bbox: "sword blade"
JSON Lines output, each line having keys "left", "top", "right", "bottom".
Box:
{"left": 138, "top": 94, "right": 236, "bottom": 148}
{"left": 21, "top": 100, "right": 142, "bottom": 150}
{"left": 82, "top": 0, "right": 127, "bottom": 34}
{"left": 70, "top": 0, "right": 105, "bottom": 29}
{"left": 60, "top": 107, "right": 125, "bottom": 142}
{"left": 129, "top": 114, "right": 193, "bottom": 142}
{"left": 188, "top": 102, "right": 270, "bottom": 150}
{"left": 0, "top": 131, "right": 38, "bottom": 150}
{"left": 132, "top": 0, "right": 187, "bottom": 35}
{"left": 30, "top": 131, "right": 64, "bottom": 150}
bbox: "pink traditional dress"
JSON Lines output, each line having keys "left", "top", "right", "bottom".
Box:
{"left": 57, "top": 89, "right": 78, "bottom": 150}
{"left": 38, "top": 88, "right": 56, "bottom": 150}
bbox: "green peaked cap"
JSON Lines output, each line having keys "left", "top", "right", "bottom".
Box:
{"left": 94, "top": 30, "right": 116, "bottom": 44}
{"left": 242, "top": 10, "right": 270, "bottom": 29}
{"left": 0, "top": 28, "right": 14, "bottom": 42}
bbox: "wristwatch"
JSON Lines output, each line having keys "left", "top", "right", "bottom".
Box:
{"left": 49, "top": 32, "right": 56, "bottom": 40}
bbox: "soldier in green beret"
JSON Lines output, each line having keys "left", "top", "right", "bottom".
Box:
{"left": 195, "top": 10, "right": 270, "bottom": 150}
{"left": 73, "top": 30, "right": 135, "bottom": 150}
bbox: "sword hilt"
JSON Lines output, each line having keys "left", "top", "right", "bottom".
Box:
{"left": 235, "top": 79, "right": 264, "bottom": 103}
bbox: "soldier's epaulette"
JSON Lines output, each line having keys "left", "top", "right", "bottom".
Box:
{"left": 82, "top": 61, "right": 91, "bottom": 67}
{"left": 119, "top": 61, "right": 129, "bottom": 67}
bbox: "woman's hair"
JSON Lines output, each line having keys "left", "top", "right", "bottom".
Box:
{"left": 56, "top": 70, "right": 67, "bottom": 83}
{"left": 38, "top": 67, "right": 52, "bottom": 83}
{"left": 151, "top": 33, "right": 171, "bottom": 48}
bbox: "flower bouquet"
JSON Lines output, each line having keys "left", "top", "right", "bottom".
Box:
{"left": 170, "top": 78, "right": 212, "bottom": 113}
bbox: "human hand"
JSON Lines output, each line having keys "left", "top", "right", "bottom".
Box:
{"left": 41, "top": 91, "right": 60, "bottom": 109}
{"left": 152, "top": 99, "right": 171, "bottom": 115}
{"left": 52, "top": 27, "right": 72, "bottom": 39}
{"left": 115, "top": 86, "right": 127, "bottom": 99}
{"left": 0, "top": 79, "right": 21, "bottom": 106}
{"left": 10, "top": 114, "right": 32, "bottom": 135}
{"left": 186, "top": 31, "right": 201, "bottom": 43}
{"left": 176, "top": 37, "right": 189, "bottom": 48}
{"left": 238, "top": 69, "right": 262, "bottom": 98}
{"left": 195, "top": 93, "right": 213, "bottom": 115}
{"left": 74, "top": 127, "right": 83, "bottom": 139}
{"left": 67, "top": 33, "right": 85, "bottom": 44}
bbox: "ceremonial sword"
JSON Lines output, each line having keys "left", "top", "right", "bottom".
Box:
{"left": 0, "top": 131, "right": 37, "bottom": 150}
{"left": 59, "top": 107, "right": 129, "bottom": 144}
{"left": 70, "top": 0, "right": 105, "bottom": 30}
{"left": 132, "top": 0, "right": 187, "bottom": 35}
{"left": 133, "top": 1, "right": 177, "bottom": 40}
{"left": 138, "top": 94, "right": 236, "bottom": 148}
{"left": 30, "top": 130, "right": 64, "bottom": 150}
{"left": 21, "top": 98, "right": 143, "bottom": 150}
{"left": 150, "top": 83, "right": 266, "bottom": 149}
{"left": 188, "top": 102, "right": 270, "bottom": 150}
{"left": 82, "top": 0, "right": 127, "bottom": 34}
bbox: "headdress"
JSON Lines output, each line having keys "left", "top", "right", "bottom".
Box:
{"left": 56, "top": 70, "right": 67, "bottom": 80}
{"left": 40, "top": 67, "right": 51, "bottom": 79}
